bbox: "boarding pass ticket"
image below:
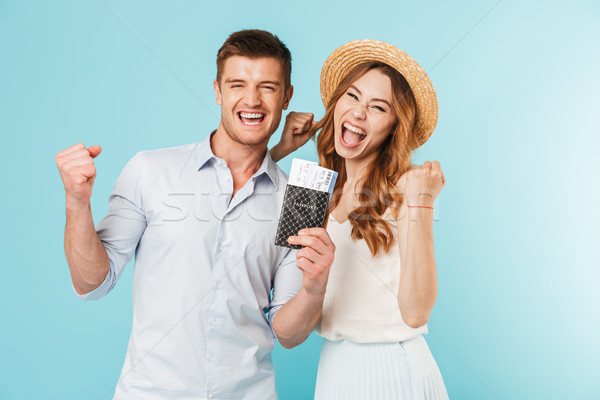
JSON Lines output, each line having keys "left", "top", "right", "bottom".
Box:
{"left": 288, "top": 158, "right": 337, "bottom": 195}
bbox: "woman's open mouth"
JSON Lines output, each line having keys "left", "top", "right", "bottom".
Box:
{"left": 238, "top": 112, "right": 265, "bottom": 126}
{"left": 341, "top": 122, "right": 367, "bottom": 148}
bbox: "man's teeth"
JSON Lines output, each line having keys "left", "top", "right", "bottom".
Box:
{"left": 240, "top": 112, "right": 264, "bottom": 119}
{"left": 343, "top": 122, "right": 366, "bottom": 135}
{"left": 239, "top": 112, "right": 264, "bottom": 126}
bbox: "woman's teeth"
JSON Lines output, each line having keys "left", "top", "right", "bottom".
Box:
{"left": 343, "top": 122, "right": 366, "bottom": 136}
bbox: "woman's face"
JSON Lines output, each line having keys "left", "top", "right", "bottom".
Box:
{"left": 333, "top": 69, "right": 398, "bottom": 162}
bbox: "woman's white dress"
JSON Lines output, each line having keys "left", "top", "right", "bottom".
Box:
{"left": 314, "top": 214, "right": 448, "bottom": 399}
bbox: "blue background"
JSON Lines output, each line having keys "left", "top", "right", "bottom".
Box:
{"left": 1, "top": 1, "right": 599, "bottom": 399}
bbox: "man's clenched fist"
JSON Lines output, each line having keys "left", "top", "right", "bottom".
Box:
{"left": 280, "top": 112, "right": 315, "bottom": 153}
{"left": 55, "top": 143, "right": 102, "bottom": 208}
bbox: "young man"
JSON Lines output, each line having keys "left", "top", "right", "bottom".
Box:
{"left": 55, "top": 30, "right": 332, "bottom": 400}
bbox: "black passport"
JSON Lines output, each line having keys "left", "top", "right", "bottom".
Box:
{"left": 274, "top": 185, "right": 332, "bottom": 249}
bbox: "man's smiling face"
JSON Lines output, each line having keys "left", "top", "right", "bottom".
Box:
{"left": 214, "top": 56, "right": 293, "bottom": 148}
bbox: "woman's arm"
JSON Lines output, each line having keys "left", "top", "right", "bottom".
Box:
{"left": 396, "top": 202, "right": 438, "bottom": 328}
{"left": 396, "top": 161, "right": 445, "bottom": 328}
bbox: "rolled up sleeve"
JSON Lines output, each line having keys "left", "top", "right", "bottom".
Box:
{"left": 76, "top": 151, "right": 147, "bottom": 300}
{"left": 267, "top": 248, "right": 302, "bottom": 333}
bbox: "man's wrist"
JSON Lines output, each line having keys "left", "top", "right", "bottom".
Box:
{"left": 66, "top": 198, "right": 91, "bottom": 213}
{"left": 299, "top": 285, "right": 326, "bottom": 301}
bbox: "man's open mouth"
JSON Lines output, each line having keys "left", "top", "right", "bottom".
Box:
{"left": 238, "top": 112, "right": 265, "bottom": 126}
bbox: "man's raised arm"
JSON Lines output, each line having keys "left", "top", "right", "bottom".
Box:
{"left": 56, "top": 143, "right": 109, "bottom": 295}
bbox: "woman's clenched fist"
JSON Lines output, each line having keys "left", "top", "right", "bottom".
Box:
{"left": 397, "top": 161, "right": 445, "bottom": 207}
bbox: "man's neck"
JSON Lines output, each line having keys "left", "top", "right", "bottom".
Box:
{"left": 211, "top": 124, "right": 269, "bottom": 195}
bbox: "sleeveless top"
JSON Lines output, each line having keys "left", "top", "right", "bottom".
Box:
{"left": 316, "top": 213, "right": 428, "bottom": 343}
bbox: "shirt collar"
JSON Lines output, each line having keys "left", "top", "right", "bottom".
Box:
{"left": 255, "top": 149, "right": 279, "bottom": 191}
{"left": 196, "top": 131, "right": 279, "bottom": 191}
{"left": 196, "top": 131, "right": 218, "bottom": 170}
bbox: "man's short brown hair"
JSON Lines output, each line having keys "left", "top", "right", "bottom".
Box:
{"left": 216, "top": 29, "right": 292, "bottom": 89}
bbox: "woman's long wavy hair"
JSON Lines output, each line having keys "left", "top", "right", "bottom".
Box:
{"left": 314, "top": 61, "right": 417, "bottom": 256}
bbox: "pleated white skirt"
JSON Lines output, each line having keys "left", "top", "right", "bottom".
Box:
{"left": 314, "top": 335, "right": 448, "bottom": 400}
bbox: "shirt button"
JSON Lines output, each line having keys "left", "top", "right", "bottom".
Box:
{"left": 215, "top": 283, "right": 222, "bottom": 289}
{"left": 224, "top": 175, "right": 230, "bottom": 181}
{"left": 209, "top": 356, "right": 215, "bottom": 362}
{"left": 208, "top": 393, "right": 214, "bottom": 399}
{"left": 211, "top": 319, "right": 217, "bottom": 326}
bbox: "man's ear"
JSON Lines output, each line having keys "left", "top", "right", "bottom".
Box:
{"left": 282, "top": 85, "right": 294, "bottom": 110}
{"left": 214, "top": 80, "right": 222, "bottom": 105}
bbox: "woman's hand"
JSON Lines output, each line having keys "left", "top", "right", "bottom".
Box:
{"left": 270, "top": 112, "right": 316, "bottom": 162}
{"left": 397, "top": 161, "right": 446, "bottom": 207}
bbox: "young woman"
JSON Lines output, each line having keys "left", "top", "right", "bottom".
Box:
{"left": 272, "top": 39, "right": 448, "bottom": 399}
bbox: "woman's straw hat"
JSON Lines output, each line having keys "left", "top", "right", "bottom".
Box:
{"left": 320, "top": 39, "right": 438, "bottom": 149}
